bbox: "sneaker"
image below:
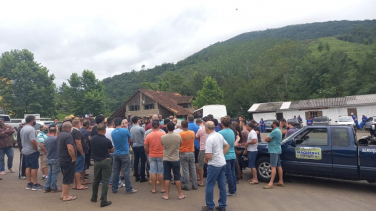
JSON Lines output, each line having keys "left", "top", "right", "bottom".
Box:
{"left": 126, "top": 189, "right": 137, "bottom": 194}
{"left": 51, "top": 188, "right": 62, "bottom": 192}
{"left": 227, "top": 192, "right": 236, "bottom": 196}
{"left": 135, "top": 177, "right": 140, "bottom": 182}
{"left": 44, "top": 187, "right": 51, "bottom": 193}
{"left": 100, "top": 201, "right": 112, "bottom": 207}
{"left": 19, "top": 176, "right": 27, "bottom": 180}
{"left": 214, "top": 206, "right": 226, "bottom": 211}
{"left": 192, "top": 186, "right": 198, "bottom": 190}
{"left": 26, "top": 182, "right": 33, "bottom": 190}
{"left": 32, "top": 184, "right": 44, "bottom": 191}
{"left": 202, "top": 206, "right": 214, "bottom": 211}
{"left": 118, "top": 183, "right": 124, "bottom": 188}
{"left": 182, "top": 186, "right": 190, "bottom": 191}
{"left": 139, "top": 178, "right": 148, "bottom": 183}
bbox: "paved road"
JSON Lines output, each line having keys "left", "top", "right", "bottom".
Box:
{"left": 1, "top": 130, "right": 375, "bottom": 211}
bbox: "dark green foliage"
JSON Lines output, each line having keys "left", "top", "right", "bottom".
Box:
{"left": 0, "top": 49, "right": 56, "bottom": 118}
{"left": 192, "top": 76, "right": 224, "bottom": 108}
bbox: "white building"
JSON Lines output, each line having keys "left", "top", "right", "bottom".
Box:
{"left": 248, "top": 94, "right": 376, "bottom": 126}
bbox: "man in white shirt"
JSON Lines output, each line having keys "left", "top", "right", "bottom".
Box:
{"left": 246, "top": 122, "right": 258, "bottom": 184}
{"left": 202, "top": 121, "right": 229, "bottom": 211}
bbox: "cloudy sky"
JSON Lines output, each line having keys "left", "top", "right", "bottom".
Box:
{"left": 1, "top": 0, "right": 375, "bottom": 86}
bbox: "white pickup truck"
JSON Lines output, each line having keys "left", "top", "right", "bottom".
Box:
{"left": 0, "top": 114, "right": 21, "bottom": 130}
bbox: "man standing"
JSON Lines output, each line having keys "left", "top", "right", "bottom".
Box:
{"left": 297, "top": 115, "right": 303, "bottom": 124}
{"left": 71, "top": 119, "right": 88, "bottom": 190}
{"left": 196, "top": 118, "right": 208, "bottom": 187}
{"left": 111, "top": 118, "right": 137, "bottom": 194}
{"left": 259, "top": 118, "right": 265, "bottom": 133}
{"left": 57, "top": 121, "right": 77, "bottom": 201}
{"left": 21, "top": 116, "right": 43, "bottom": 190}
{"left": 263, "top": 120, "right": 284, "bottom": 189}
{"left": 219, "top": 117, "right": 237, "bottom": 197}
{"left": 251, "top": 120, "right": 261, "bottom": 143}
{"left": 245, "top": 123, "right": 258, "bottom": 184}
{"left": 187, "top": 114, "right": 200, "bottom": 182}
{"left": 130, "top": 116, "right": 147, "bottom": 183}
{"left": 44, "top": 124, "right": 61, "bottom": 192}
{"left": 279, "top": 118, "right": 287, "bottom": 139}
{"left": 286, "top": 122, "right": 298, "bottom": 137}
{"left": 158, "top": 115, "right": 164, "bottom": 126}
{"left": 144, "top": 120, "right": 165, "bottom": 193}
{"left": 307, "top": 116, "right": 313, "bottom": 126}
{"left": 161, "top": 122, "right": 185, "bottom": 200}
{"left": 17, "top": 119, "right": 27, "bottom": 179}
{"left": 91, "top": 123, "right": 114, "bottom": 207}
{"left": 202, "top": 121, "right": 229, "bottom": 211}
{"left": 37, "top": 125, "right": 48, "bottom": 180}
{"left": 0, "top": 117, "right": 16, "bottom": 175}
{"left": 179, "top": 120, "right": 198, "bottom": 191}
{"left": 80, "top": 120, "right": 91, "bottom": 176}
{"left": 54, "top": 118, "right": 59, "bottom": 125}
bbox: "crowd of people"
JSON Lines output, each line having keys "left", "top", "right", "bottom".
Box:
{"left": 0, "top": 113, "right": 285, "bottom": 211}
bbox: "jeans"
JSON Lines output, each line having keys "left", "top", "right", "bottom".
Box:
{"left": 45, "top": 159, "right": 60, "bottom": 190}
{"left": 206, "top": 165, "right": 227, "bottom": 209}
{"left": 92, "top": 159, "right": 112, "bottom": 203}
{"left": 180, "top": 152, "right": 198, "bottom": 188}
{"left": 0, "top": 146, "right": 14, "bottom": 171}
{"left": 133, "top": 146, "right": 147, "bottom": 179}
{"left": 112, "top": 154, "right": 133, "bottom": 193}
{"left": 225, "top": 159, "right": 237, "bottom": 194}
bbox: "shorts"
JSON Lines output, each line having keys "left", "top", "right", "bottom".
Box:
{"left": 24, "top": 151, "right": 40, "bottom": 169}
{"left": 247, "top": 151, "right": 258, "bottom": 168}
{"left": 163, "top": 161, "right": 181, "bottom": 181}
{"left": 75, "top": 155, "right": 85, "bottom": 172}
{"left": 60, "top": 161, "right": 76, "bottom": 184}
{"left": 198, "top": 150, "right": 206, "bottom": 169}
{"left": 39, "top": 151, "right": 48, "bottom": 168}
{"left": 270, "top": 153, "right": 281, "bottom": 167}
{"left": 149, "top": 157, "right": 163, "bottom": 174}
{"left": 194, "top": 149, "right": 200, "bottom": 164}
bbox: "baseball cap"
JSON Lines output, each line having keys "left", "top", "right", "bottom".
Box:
{"left": 21, "top": 119, "right": 26, "bottom": 124}
{"left": 114, "top": 117, "right": 122, "bottom": 126}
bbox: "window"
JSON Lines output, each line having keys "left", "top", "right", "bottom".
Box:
{"left": 331, "top": 128, "right": 350, "bottom": 147}
{"left": 144, "top": 104, "right": 154, "bottom": 110}
{"left": 179, "top": 103, "right": 191, "bottom": 108}
{"left": 296, "top": 128, "right": 328, "bottom": 146}
{"left": 129, "top": 105, "right": 140, "bottom": 111}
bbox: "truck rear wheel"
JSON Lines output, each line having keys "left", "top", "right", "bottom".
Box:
{"left": 256, "top": 156, "right": 271, "bottom": 183}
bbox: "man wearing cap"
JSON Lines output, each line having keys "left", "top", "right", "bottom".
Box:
{"left": 0, "top": 117, "right": 16, "bottom": 175}
{"left": 17, "top": 119, "right": 27, "bottom": 179}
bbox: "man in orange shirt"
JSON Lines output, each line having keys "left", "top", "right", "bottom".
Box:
{"left": 144, "top": 120, "right": 165, "bottom": 194}
{"left": 179, "top": 120, "right": 198, "bottom": 191}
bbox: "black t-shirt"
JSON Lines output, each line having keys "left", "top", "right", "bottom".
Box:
{"left": 71, "top": 128, "right": 88, "bottom": 156}
{"left": 162, "top": 127, "right": 168, "bottom": 134}
{"left": 91, "top": 126, "right": 98, "bottom": 137}
{"left": 57, "top": 131, "right": 77, "bottom": 163}
{"left": 254, "top": 125, "right": 261, "bottom": 142}
{"left": 90, "top": 134, "right": 113, "bottom": 162}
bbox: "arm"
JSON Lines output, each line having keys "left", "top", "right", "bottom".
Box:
{"left": 39, "top": 142, "right": 47, "bottom": 154}
{"left": 204, "top": 153, "right": 212, "bottom": 164}
{"left": 265, "top": 136, "right": 272, "bottom": 142}
{"left": 128, "top": 137, "right": 132, "bottom": 143}
{"left": 144, "top": 144, "right": 149, "bottom": 154}
{"left": 255, "top": 130, "right": 260, "bottom": 135}
{"left": 0, "top": 131, "right": 7, "bottom": 137}
{"left": 30, "top": 140, "right": 39, "bottom": 152}
{"left": 235, "top": 135, "right": 240, "bottom": 146}
{"left": 75, "top": 140, "right": 84, "bottom": 156}
{"left": 223, "top": 144, "right": 230, "bottom": 155}
{"left": 4, "top": 126, "right": 15, "bottom": 135}
{"left": 67, "top": 144, "right": 76, "bottom": 162}
{"left": 108, "top": 147, "right": 114, "bottom": 153}
{"left": 246, "top": 138, "right": 258, "bottom": 146}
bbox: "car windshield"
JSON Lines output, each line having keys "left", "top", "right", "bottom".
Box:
{"left": 0, "top": 116, "right": 11, "bottom": 121}
{"left": 282, "top": 128, "right": 303, "bottom": 143}
{"left": 313, "top": 117, "right": 328, "bottom": 122}
{"left": 338, "top": 117, "right": 353, "bottom": 122}
{"left": 264, "top": 120, "right": 273, "bottom": 124}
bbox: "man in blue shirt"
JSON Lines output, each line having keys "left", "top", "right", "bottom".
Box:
{"left": 264, "top": 120, "right": 284, "bottom": 189}
{"left": 351, "top": 113, "right": 360, "bottom": 129}
{"left": 218, "top": 116, "right": 237, "bottom": 196}
{"left": 111, "top": 118, "right": 137, "bottom": 194}
{"left": 187, "top": 114, "right": 200, "bottom": 177}
{"left": 360, "top": 115, "right": 368, "bottom": 130}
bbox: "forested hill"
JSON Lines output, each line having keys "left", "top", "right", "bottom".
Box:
{"left": 102, "top": 20, "right": 376, "bottom": 117}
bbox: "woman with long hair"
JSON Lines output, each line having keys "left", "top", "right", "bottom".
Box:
{"left": 232, "top": 121, "right": 245, "bottom": 180}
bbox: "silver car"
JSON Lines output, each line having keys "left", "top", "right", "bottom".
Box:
{"left": 264, "top": 119, "right": 275, "bottom": 132}
{"left": 364, "top": 116, "right": 376, "bottom": 130}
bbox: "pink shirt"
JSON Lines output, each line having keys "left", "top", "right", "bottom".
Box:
{"left": 196, "top": 127, "right": 208, "bottom": 150}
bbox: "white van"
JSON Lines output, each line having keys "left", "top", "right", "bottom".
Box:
{"left": 193, "top": 104, "right": 227, "bottom": 121}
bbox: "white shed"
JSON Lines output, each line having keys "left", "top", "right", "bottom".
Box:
{"left": 248, "top": 94, "right": 376, "bottom": 126}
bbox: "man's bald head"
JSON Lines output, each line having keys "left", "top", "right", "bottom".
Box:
{"left": 152, "top": 114, "right": 159, "bottom": 121}
{"left": 206, "top": 121, "right": 215, "bottom": 130}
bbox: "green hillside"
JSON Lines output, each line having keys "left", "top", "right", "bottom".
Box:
{"left": 103, "top": 20, "right": 376, "bottom": 117}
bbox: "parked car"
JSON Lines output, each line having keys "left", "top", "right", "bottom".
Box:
{"left": 0, "top": 114, "right": 22, "bottom": 130}
{"left": 312, "top": 116, "right": 331, "bottom": 125}
{"left": 335, "top": 116, "right": 357, "bottom": 131}
{"left": 264, "top": 119, "right": 275, "bottom": 132}
{"left": 287, "top": 119, "right": 303, "bottom": 129}
{"left": 364, "top": 116, "right": 376, "bottom": 131}
{"left": 255, "top": 125, "right": 376, "bottom": 183}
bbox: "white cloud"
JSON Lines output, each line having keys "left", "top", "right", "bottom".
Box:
{"left": 0, "top": 0, "right": 375, "bottom": 86}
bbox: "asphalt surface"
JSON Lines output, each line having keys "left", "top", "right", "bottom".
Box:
{"left": 1, "top": 131, "right": 375, "bottom": 211}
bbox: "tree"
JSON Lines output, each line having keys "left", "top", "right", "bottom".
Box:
{"left": 192, "top": 76, "right": 224, "bottom": 108}
{"left": 318, "top": 42, "right": 324, "bottom": 52}
{"left": 0, "top": 49, "right": 56, "bottom": 117}
{"left": 64, "top": 70, "right": 105, "bottom": 115}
